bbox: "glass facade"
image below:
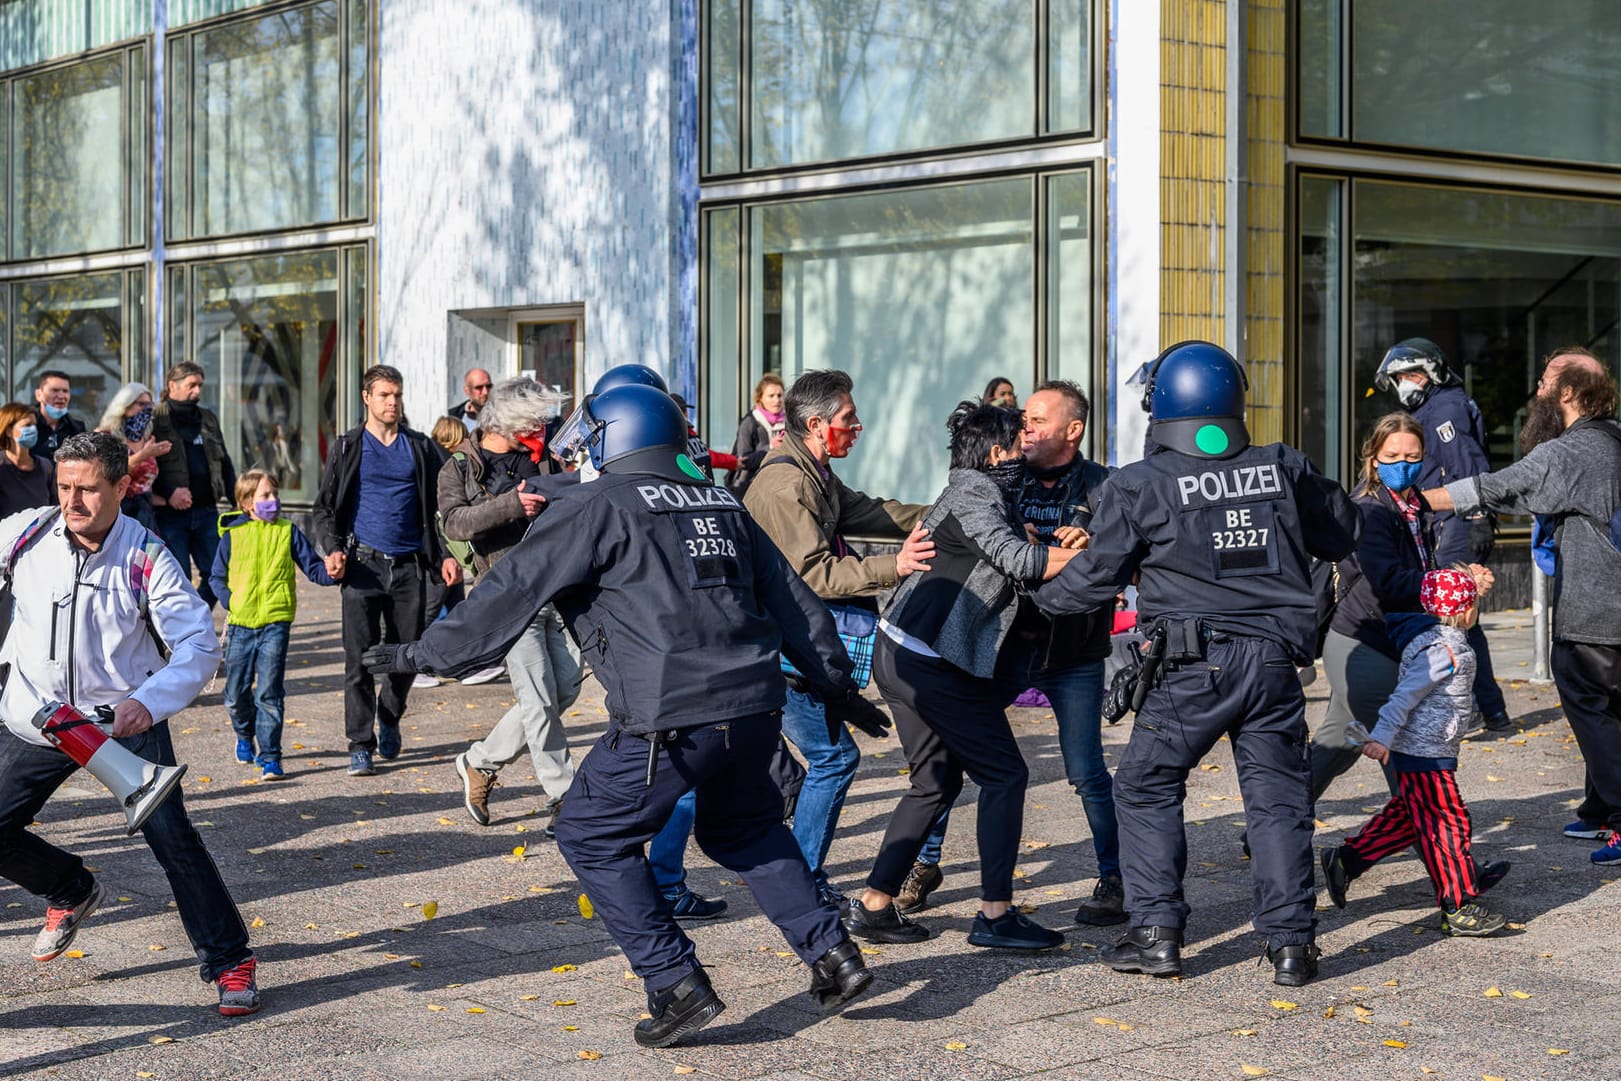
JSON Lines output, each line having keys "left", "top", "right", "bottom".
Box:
{"left": 1297, "top": 177, "right": 1621, "bottom": 481}
{"left": 1, "top": 269, "right": 146, "bottom": 421}
{"left": 707, "top": 0, "right": 1092, "bottom": 174}
{"left": 168, "top": 0, "right": 369, "bottom": 240}
{"left": 167, "top": 247, "right": 361, "bottom": 501}
{"left": 1298, "top": 0, "right": 1621, "bottom": 168}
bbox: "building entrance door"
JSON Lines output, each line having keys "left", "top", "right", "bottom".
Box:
{"left": 513, "top": 308, "right": 584, "bottom": 400}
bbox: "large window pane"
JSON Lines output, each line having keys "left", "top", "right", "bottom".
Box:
{"left": 1047, "top": 0, "right": 1090, "bottom": 133}
{"left": 345, "top": 0, "right": 368, "bottom": 217}
{"left": 1349, "top": 181, "right": 1621, "bottom": 472}
{"left": 11, "top": 54, "right": 127, "bottom": 258}
{"left": 1296, "top": 176, "right": 1343, "bottom": 479}
{"left": 706, "top": 0, "right": 741, "bottom": 173}
{"left": 9, "top": 273, "right": 131, "bottom": 421}
{"left": 751, "top": 180, "right": 1034, "bottom": 503}
{"left": 174, "top": 0, "right": 363, "bottom": 238}
{"left": 1046, "top": 171, "right": 1093, "bottom": 448}
{"left": 703, "top": 208, "right": 742, "bottom": 449}
{"left": 1327, "top": 1, "right": 1621, "bottom": 165}
{"left": 1297, "top": 0, "right": 1341, "bottom": 139}
{"left": 750, "top": 0, "right": 1034, "bottom": 168}
{"left": 178, "top": 251, "right": 347, "bottom": 501}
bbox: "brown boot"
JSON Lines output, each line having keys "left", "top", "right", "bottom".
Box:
{"left": 455, "top": 752, "right": 497, "bottom": 826}
{"left": 894, "top": 861, "right": 943, "bottom": 913}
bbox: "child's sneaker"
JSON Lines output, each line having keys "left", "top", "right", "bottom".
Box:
{"left": 259, "top": 760, "right": 285, "bottom": 780}
{"left": 1591, "top": 832, "right": 1621, "bottom": 865}
{"left": 1441, "top": 900, "right": 1507, "bottom": 937}
{"left": 215, "top": 956, "right": 262, "bottom": 1016}
{"left": 235, "top": 738, "right": 256, "bottom": 764}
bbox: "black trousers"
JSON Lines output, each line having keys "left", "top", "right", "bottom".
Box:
{"left": 1114, "top": 635, "right": 1316, "bottom": 947}
{"left": 1552, "top": 640, "right": 1621, "bottom": 830}
{"left": 552, "top": 714, "right": 843, "bottom": 1001}
{"left": 341, "top": 550, "right": 429, "bottom": 752}
{"left": 869, "top": 636, "right": 1026, "bottom": 902}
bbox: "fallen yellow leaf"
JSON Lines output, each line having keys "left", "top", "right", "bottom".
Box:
{"left": 1484, "top": 1075, "right": 1506, "bottom": 1081}
{"left": 675, "top": 1068, "right": 698, "bottom": 1075}
{"left": 148, "top": 944, "right": 165, "bottom": 951}
{"left": 250, "top": 917, "right": 266, "bottom": 928}
{"left": 1233, "top": 1029, "right": 1258, "bottom": 1037}
{"left": 945, "top": 1041, "right": 968, "bottom": 1050}
{"left": 578, "top": 894, "right": 595, "bottom": 919}
{"left": 436, "top": 817, "right": 455, "bottom": 825}
{"left": 1549, "top": 1049, "right": 1570, "bottom": 1055}
{"left": 1483, "top": 986, "right": 1503, "bottom": 997}
{"left": 426, "top": 1004, "right": 446, "bottom": 1011}
{"left": 1381, "top": 979, "right": 1399, "bottom": 987}
{"left": 1270, "top": 999, "right": 1298, "bottom": 1011}
{"left": 421, "top": 901, "right": 439, "bottom": 920}
{"left": 137, "top": 1074, "right": 155, "bottom": 1079}
{"left": 466, "top": 1007, "right": 486, "bottom": 1014}
{"left": 553, "top": 1000, "right": 577, "bottom": 1007}
{"left": 1510, "top": 990, "right": 1532, "bottom": 999}
{"left": 552, "top": 964, "right": 577, "bottom": 973}
{"left": 578, "top": 1050, "right": 602, "bottom": 1060}
{"left": 65, "top": 950, "right": 84, "bottom": 959}
{"left": 1420, "top": 1070, "right": 1437, "bottom": 1076}
{"left": 1354, "top": 1005, "right": 1373, "bottom": 1018}
{"left": 859, "top": 946, "right": 881, "bottom": 955}
{"left": 1385, "top": 1040, "right": 1407, "bottom": 1048}
{"left": 148, "top": 1035, "right": 173, "bottom": 1044}
{"left": 513, "top": 846, "right": 526, "bottom": 860}
{"left": 410, "top": 960, "right": 423, "bottom": 968}
{"left": 1323, "top": 1006, "right": 1336, "bottom": 1018}
{"left": 520, "top": 994, "right": 539, "bottom": 1001}
{"left": 1240, "top": 1067, "right": 1267, "bottom": 1077}
{"left": 563, "top": 1025, "right": 579, "bottom": 1031}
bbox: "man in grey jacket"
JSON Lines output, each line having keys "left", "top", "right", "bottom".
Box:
{"left": 1425, "top": 348, "right": 1621, "bottom": 864}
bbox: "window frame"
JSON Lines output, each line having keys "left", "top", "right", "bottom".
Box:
{"left": 700, "top": 0, "right": 1106, "bottom": 182}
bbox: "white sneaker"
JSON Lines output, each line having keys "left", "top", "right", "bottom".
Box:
{"left": 412, "top": 673, "right": 441, "bottom": 689}
{"left": 460, "top": 666, "right": 506, "bottom": 686}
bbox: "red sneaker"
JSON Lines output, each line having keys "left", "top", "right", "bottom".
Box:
{"left": 32, "top": 879, "right": 105, "bottom": 962}
{"left": 216, "top": 956, "right": 262, "bottom": 1016}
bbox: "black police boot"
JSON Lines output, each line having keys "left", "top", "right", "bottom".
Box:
{"left": 807, "top": 940, "right": 873, "bottom": 1014}
{"left": 1075, "top": 874, "right": 1128, "bottom": 926}
{"left": 1101, "top": 925, "right": 1182, "bottom": 977}
{"left": 1320, "top": 845, "right": 1351, "bottom": 910}
{"left": 1266, "top": 942, "right": 1321, "bottom": 987}
{"left": 633, "top": 969, "right": 725, "bottom": 1048}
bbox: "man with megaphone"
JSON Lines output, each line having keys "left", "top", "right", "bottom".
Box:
{"left": 0, "top": 431, "right": 260, "bottom": 1017}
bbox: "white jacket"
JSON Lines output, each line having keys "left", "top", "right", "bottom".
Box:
{"left": 0, "top": 510, "right": 221, "bottom": 747}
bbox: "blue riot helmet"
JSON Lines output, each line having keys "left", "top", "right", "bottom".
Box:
{"left": 550, "top": 383, "right": 702, "bottom": 482}
{"left": 1141, "top": 340, "right": 1250, "bottom": 459}
{"left": 592, "top": 364, "right": 668, "bottom": 396}
{"left": 1374, "top": 338, "right": 1450, "bottom": 409}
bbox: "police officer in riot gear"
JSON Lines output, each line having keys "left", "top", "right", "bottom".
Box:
{"left": 364, "top": 382, "right": 877, "bottom": 1046}
{"left": 1030, "top": 341, "right": 1361, "bottom": 987}
{"left": 1375, "top": 338, "right": 1510, "bottom": 730}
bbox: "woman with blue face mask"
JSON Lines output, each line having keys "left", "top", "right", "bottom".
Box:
{"left": 0, "top": 400, "right": 55, "bottom": 519}
{"left": 95, "top": 382, "right": 173, "bottom": 531}
{"left": 1311, "top": 412, "right": 1452, "bottom": 807}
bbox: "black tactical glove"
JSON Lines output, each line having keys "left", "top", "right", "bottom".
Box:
{"left": 361, "top": 643, "right": 419, "bottom": 675}
{"left": 823, "top": 689, "right": 892, "bottom": 742}
{"left": 1102, "top": 664, "right": 1137, "bottom": 725}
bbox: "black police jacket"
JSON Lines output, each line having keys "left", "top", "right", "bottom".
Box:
{"left": 408, "top": 470, "right": 857, "bottom": 735}
{"left": 1029, "top": 442, "right": 1361, "bottom": 663}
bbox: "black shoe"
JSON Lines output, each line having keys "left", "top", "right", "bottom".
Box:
{"left": 1240, "top": 830, "right": 1251, "bottom": 860}
{"left": 633, "top": 970, "right": 726, "bottom": 1048}
{"left": 967, "top": 910, "right": 1065, "bottom": 951}
{"left": 816, "top": 884, "right": 848, "bottom": 910}
{"left": 1476, "top": 859, "right": 1511, "bottom": 893}
{"left": 1075, "top": 874, "right": 1128, "bottom": 926}
{"left": 843, "top": 898, "right": 930, "bottom": 943}
{"left": 1484, "top": 711, "right": 1513, "bottom": 732}
{"left": 377, "top": 723, "right": 402, "bottom": 761}
{"left": 1267, "top": 943, "right": 1321, "bottom": 987}
{"left": 665, "top": 887, "right": 728, "bottom": 921}
{"left": 807, "top": 940, "right": 873, "bottom": 1014}
{"left": 894, "top": 861, "right": 944, "bottom": 914}
{"left": 1320, "top": 846, "right": 1350, "bottom": 910}
{"left": 1101, "top": 926, "right": 1182, "bottom": 977}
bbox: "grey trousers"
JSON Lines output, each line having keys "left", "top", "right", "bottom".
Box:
{"left": 464, "top": 606, "right": 584, "bottom": 801}
{"left": 1314, "top": 629, "right": 1399, "bottom": 802}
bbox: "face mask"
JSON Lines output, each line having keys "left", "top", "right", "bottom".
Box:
{"left": 42, "top": 403, "right": 68, "bottom": 421}
{"left": 253, "top": 498, "right": 280, "bottom": 521}
{"left": 987, "top": 456, "right": 1027, "bottom": 495}
{"left": 823, "top": 424, "right": 859, "bottom": 458}
{"left": 515, "top": 432, "right": 547, "bottom": 464}
{"left": 578, "top": 455, "right": 600, "bottom": 483}
{"left": 15, "top": 425, "right": 37, "bottom": 449}
{"left": 1394, "top": 381, "right": 1426, "bottom": 409}
{"left": 169, "top": 399, "right": 199, "bottom": 419}
{"left": 123, "top": 405, "right": 154, "bottom": 442}
{"left": 1376, "top": 460, "right": 1423, "bottom": 492}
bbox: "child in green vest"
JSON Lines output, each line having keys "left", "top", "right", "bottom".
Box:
{"left": 209, "top": 469, "right": 335, "bottom": 779}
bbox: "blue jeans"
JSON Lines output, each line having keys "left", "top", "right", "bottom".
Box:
{"left": 649, "top": 790, "right": 697, "bottom": 896}
{"left": 0, "top": 723, "right": 251, "bottom": 982}
{"left": 156, "top": 505, "right": 222, "bottom": 608}
{"left": 779, "top": 687, "right": 861, "bottom": 890}
{"left": 916, "top": 659, "right": 1117, "bottom": 877}
{"left": 225, "top": 622, "right": 290, "bottom": 764}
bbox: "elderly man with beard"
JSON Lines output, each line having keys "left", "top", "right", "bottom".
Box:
{"left": 1425, "top": 348, "right": 1621, "bottom": 865}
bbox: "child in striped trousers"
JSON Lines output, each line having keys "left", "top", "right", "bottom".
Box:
{"left": 1320, "top": 567, "right": 1512, "bottom": 937}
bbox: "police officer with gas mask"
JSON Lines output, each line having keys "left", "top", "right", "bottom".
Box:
{"left": 364, "top": 382, "right": 879, "bottom": 1046}
{"left": 1029, "top": 341, "right": 1361, "bottom": 987}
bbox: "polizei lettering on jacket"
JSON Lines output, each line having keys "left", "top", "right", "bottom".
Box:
{"left": 1175, "top": 463, "right": 1283, "bottom": 507}
{"left": 636, "top": 482, "right": 741, "bottom": 513}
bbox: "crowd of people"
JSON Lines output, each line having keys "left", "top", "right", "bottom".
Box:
{"left": 0, "top": 340, "right": 1617, "bottom": 1047}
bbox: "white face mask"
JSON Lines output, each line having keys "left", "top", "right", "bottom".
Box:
{"left": 577, "top": 455, "right": 600, "bottom": 483}
{"left": 1395, "top": 380, "right": 1426, "bottom": 408}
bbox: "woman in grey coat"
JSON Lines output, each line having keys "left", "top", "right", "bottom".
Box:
{"left": 844, "top": 401, "right": 1081, "bottom": 951}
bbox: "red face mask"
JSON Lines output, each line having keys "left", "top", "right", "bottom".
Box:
{"left": 515, "top": 432, "right": 546, "bottom": 463}
{"left": 823, "top": 423, "right": 860, "bottom": 458}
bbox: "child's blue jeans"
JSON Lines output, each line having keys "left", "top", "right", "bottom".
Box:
{"left": 225, "top": 621, "right": 291, "bottom": 763}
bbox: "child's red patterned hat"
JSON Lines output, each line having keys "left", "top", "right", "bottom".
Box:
{"left": 1420, "top": 568, "right": 1477, "bottom": 617}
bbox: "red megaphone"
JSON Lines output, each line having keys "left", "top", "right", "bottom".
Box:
{"left": 33, "top": 702, "right": 187, "bottom": 836}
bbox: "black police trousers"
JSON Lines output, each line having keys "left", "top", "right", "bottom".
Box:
{"left": 1113, "top": 634, "right": 1315, "bottom": 948}
{"left": 552, "top": 713, "right": 846, "bottom": 1000}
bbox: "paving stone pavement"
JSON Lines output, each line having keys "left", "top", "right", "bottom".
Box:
{"left": 0, "top": 590, "right": 1611, "bottom": 1081}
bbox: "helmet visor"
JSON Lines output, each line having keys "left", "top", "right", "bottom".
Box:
{"left": 550, "top": 396, "right": 600, "bottom": 463}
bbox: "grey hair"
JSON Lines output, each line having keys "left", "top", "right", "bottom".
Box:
{"left": 478, "top": 377, "right": 570, "bottom": 437}
{"left": 784, "top": 369, "right": 853, "bottom": 438}
{"left": 56, "top": 431, "right": 129, "bottom": 482}
{"left": 96, "top": 382, "right": 153, "bottom": 434}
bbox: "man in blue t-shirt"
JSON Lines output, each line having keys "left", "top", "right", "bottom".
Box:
{"left": 313, "top": 365, "right": 461, "bottom": 777}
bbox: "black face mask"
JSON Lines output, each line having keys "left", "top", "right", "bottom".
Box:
{"left": 168, "top": 398, "right": 200, "bottom": 421}
{"left": 986, "top": 456, "right": 1027, "bottom": 495}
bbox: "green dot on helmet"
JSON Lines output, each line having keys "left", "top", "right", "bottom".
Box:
{"left": 1194, "top": 424, "right": 1229, "bottom": 455}
{"left": 676, "top": 453, "right": 706, "bottom": 479}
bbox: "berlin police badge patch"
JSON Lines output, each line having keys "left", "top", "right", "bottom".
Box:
{"left": 1436, "top": 420, "right": 1456, "bottom": 443}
